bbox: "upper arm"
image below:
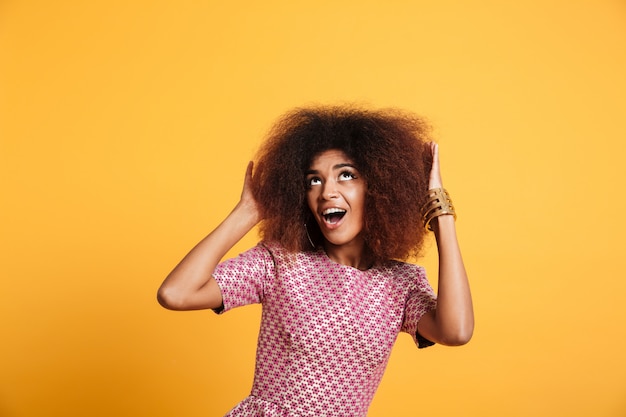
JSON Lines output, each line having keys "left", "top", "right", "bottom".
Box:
{"left": 399, "top": 265, "right": 437, "bottom": 348}
{"left": 416, "top": 309, "right": 438, "bottom": 346}
{"left": 417, "top": 304, "right": 473, "bottom": 347}
{"left": 157, "top": 275, "right": 224, "bottom": 311}
{"left": 210, "top": 243, "right": 273, "bottom": 313}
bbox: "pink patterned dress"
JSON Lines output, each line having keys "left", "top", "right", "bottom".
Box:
{"left": 212, "top": 242, "right": 437, "bottom": 417}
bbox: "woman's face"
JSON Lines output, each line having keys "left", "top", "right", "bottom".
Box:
{"left": 305, "top": 149, "right": 366, "bottom": 249}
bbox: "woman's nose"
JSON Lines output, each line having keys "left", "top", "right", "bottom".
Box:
{"left": 322, "top": 181, "right": 338, "bottom": 199}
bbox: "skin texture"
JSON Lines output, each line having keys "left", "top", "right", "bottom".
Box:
{"left": 157, "top": 141, "right": 473, "bottom": 346}
{"left": 305, "top": 150, "right": 369, "bottom": 270}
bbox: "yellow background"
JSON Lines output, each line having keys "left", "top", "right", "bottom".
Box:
{"left": 2, "top": 1, "right": 625, "bottom": 416}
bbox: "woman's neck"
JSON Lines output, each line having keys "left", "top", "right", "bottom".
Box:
{"left": 323, "top": 240, "right": 373, "bottom": 271}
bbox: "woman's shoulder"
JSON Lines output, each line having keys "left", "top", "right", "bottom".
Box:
{"left": 258, "top": 240, "right": 296, "bottom": 257}
{"left": 260, "top": 240, "right": 323, "bottom": 254}
{"left": 258, "top": 240, "right": 318, "bottom": 262}
{"left": 258, "top": 240, "right": 286, "bottom": 252}
{"left": 377, "top": 259, "right": 427, "bottom": 281}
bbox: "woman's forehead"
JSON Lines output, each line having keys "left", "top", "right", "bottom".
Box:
{"left": 309, "top": 149, "right": 354, "bottom": 168}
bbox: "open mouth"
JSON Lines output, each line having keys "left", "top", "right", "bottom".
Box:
{"left": 322, "top": 208, "right": 347, "bottom": 225}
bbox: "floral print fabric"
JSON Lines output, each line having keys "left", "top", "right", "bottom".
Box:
{"left": 212, "top": 242, "right": 437, "bottom": 417}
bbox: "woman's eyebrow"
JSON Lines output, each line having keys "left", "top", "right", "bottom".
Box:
{"left": 333, "top": 163, "right": 356, "bottom": 170}
{"left": 305, "top": 163, "right": 357, "bottom": 176}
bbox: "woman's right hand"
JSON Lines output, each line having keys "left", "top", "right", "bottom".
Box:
{"left": 237, "top": 161, "right": 261, "bottom": 225}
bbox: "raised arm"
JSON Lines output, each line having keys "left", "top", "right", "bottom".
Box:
{"left": 157, "top": 162, "right": 260, "bottom": 311}
{"left": 417, "top": 143, "right": 474, "bottom": 346}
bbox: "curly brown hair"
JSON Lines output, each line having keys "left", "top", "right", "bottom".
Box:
{"left": 251, "top": 105, "right": 434, "bottom": 263}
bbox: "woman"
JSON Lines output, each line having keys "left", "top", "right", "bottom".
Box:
{"left": 157, "top": 106, "right": 474, "bottom": 416}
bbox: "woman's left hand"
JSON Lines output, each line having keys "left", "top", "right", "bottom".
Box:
{"left": 428, "top": 142, "right": 443, "bottom": 190}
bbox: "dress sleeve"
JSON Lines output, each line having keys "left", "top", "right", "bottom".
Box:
{"left": 211, "top": 243, "right": 276, "bottom": 314}
{"left": 401, "top": 265, "right": 438, "bottom": 349}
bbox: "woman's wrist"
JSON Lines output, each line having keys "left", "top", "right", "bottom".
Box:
{"left": 421, "top": 188, "right": 456, "bottom": 232}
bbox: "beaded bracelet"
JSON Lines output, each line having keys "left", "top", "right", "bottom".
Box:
{"left": 421, "top": 188, "right": 456, "bottom": 232}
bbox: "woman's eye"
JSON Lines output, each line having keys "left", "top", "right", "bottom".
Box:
{"left": 339, "top": 171, "right": 356, "bottom": 181}
{"left": 308, "top": 177, "right": 322, "bottom": 186}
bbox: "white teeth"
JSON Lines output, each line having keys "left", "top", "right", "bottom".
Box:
{"left": 322, "top": 208, "right": 346, "bottom": 215}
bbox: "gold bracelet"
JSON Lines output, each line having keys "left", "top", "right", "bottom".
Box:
{"left": 421, "top": 188, "right": 456, "bottom": 231}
